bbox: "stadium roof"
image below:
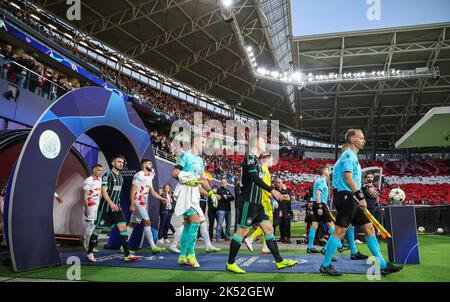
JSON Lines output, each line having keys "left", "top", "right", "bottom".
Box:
{"left": 395, "top": 106, "right": 450, "bottom": 149}
{"left": 32, "top": 0, "right": 450, "bottom": 148}
{"left": 293, "top": 23, "right": 450, "bottom": 147}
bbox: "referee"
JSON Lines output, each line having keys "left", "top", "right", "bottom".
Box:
{"left": 320, "top": 129, "right": 403, "bottom": 276}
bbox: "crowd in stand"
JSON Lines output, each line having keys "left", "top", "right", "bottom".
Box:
{"left": 0, "top": 41, "right": 79, "bottom": 100}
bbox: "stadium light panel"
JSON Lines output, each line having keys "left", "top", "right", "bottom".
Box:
{"left": 10, "top": 2, "right": 21, "bottom": 10}
{"left": 30, "top": 14, "right": 40, "bottom": 21}
{"left": 221, "top": 0, "right": 233, "bottom": 8}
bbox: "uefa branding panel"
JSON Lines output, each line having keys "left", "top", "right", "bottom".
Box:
{"left": 0, "top": 0, "right": 449, "bottom": 296}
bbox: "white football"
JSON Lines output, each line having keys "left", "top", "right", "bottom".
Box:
{"left": 389, "top": 187, "right": 406, "bottom": 204}
{"left": 437, "top": 228, "right": 444, "bottom": 234}
{"left": 418, "top": 226, "right": 425, "bottom": 233}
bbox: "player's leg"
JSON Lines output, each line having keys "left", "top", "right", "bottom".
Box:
{"left": 307, "top": 221, "right": 320, "bottom": 253}
{"left": 142, "top": 219, "right": 165, "bottom": 253}
{"left": 87, "top": 227, "right": 102, "bottom": 262}
{"left": 261, "top": 211, "right": 274, "bottom": 254}
{"left": 360, "top": 220, "right": 403, "bottom": 275}
{"left": 116, "top": 211, "right": 141, "bottom": 262}
{"left": 200, "top": 220, "right": 221, "bottom": 252}
{"left": 185, "top": 211, "right": 201, "bottom": 267}
{"left": 170, "top": 223, "right": 183, "bottom": 253}
{"left": 346, "top": 225, "right": 367, "bottom": 259}
{"left": 226, "top": 226, "right": 250, "bottom": 273}
{"left": 320, "top": 192, "right": 351, "bottom": 276}
{"left": 259, "top": 221, "right": 298, "bottom": 269}
{"left": 84, "top": 206, "right": 97, "bottom": 251}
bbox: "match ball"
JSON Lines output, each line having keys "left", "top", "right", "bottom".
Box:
{"left": 437, "top": 228, "right": 444, "bottom": 234}
{"left": 389, "top": 187, "right": 406, "bottom": 204}
{"left": 418, "top": 226, "right": 425, "bottom": 233}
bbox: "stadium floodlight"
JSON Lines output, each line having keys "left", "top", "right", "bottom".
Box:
{"left": 271, "top": 71, "right": 280, "bottom": 78}
{"left": 246, "top": 45, "right": 253, "bottom": 53}
{"left": 95, "top": 49, "right": 103, "bottom": 54}
{"left": 47, "top": 24, "right": 57, "bottom": 31}
{"left": 221, "top": 0, "right": 233, "bottom": 7}
{"left": 109, "top": 56, "right": 118, "bottom": 62}
{"left": 78, "top": 41, "right": 88, "bottom": 47}
{"left": 30, "top": 14, "right": 40, "bottom": 21}
{"left": 124, "top": 63, "right": 132, "bottom": 68}
{"left": 64, "top": 32, "right": 73, "bottom": 39}
{"left": 10, "top": 2, "right": 21, "bottom": 10}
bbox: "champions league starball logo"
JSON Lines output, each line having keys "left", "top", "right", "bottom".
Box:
{"left": 39, "top": 130, "right": 61, "bottom": 159}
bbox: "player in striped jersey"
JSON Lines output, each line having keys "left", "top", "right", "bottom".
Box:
{"left": 86, "top": 155, "right": 141, "bottom": 262}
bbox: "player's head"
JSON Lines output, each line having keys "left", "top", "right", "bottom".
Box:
{"left": 345, "top": 129, "right": 365, "bottom": 151}
{"left": 220, "top": 178, "right": 228, "bottom": 187}
{"left": 92, "top": 164, "right": 103, "bottom": 177}
{"left": 260, "top": 152, "right": 273, "bottom": 167}
{"left": 366, "top": 173, "right": 374, "bottom": 183}
{"left": 111, "top": 155, "right": 125, "bottom": 171}
{"left": 141, "top": 158, "right": 153, "bottom": 172}
{"left": 319, "top": 167, "right": 330, "bottom": 178}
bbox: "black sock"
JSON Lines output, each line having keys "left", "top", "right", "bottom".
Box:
{"left": 266, "top": 239, "right": 283, "bottom": 262}
{"left": 120, "top": 235, "right": 130, "bottom": 257}
{"left": 228, "top": 238, "right": 242, "bottom": 264}
{"left": 88, "top": 234, "right": 98, "bottom": 254}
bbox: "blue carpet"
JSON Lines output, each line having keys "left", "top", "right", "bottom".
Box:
{"left": 59, "top": 249, "right": 371, "bottom": 274}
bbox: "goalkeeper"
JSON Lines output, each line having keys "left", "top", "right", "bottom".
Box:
{"left": 244, "top": 152, "right": 275, "bottom": 254}
{"left": 172, "top": 134, "right": 219, "bottom": 268}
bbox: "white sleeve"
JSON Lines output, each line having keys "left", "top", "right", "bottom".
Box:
{"left": 132, "top": 173, "right": 141, "bottom": 186}
{"left": 82, "top": 179, "right": 90, "bottom": 191}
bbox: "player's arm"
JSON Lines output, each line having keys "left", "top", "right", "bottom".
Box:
{"left": 248, "top": 170, "right": 282, "bottom": 201}
{"left": 129, "top": 183, "right": 137, "bottom": 212}
{"left": 149, "top": 187, "right": 166, "bottom": 202}
{"left": 344, "top": 172, "right": 367, "bottom": 209}
{"left": 82, "top": 185, "right": 90, "bottom": 217}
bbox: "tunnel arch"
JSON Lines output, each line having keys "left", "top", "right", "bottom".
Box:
{"left": 7, "top": 87, "right": 159, "bottom": 272}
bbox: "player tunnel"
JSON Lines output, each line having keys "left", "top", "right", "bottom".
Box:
{"left": 4, "top": 87, "right": 160, "bottom": 272}
{"left": 0, "top": 129, "right": 93, "bottom": 244}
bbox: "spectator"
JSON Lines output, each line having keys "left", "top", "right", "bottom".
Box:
{"left": 157, "top": 184, "right": 175, "bottom": 243}
{"left": 274, "top": 179, "right": 292, "bottom": 243}
{"left": 215, "top": 178, "right": 234, "bottom": 242}
{"left": 207, "top": 185, "right": 219, "bottom": 240}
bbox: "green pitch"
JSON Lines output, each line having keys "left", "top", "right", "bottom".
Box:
{"left": 1, "top": 223, "right": 449, "bottom": 282}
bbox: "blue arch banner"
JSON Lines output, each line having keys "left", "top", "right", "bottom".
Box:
{"left": 6, "top": 87, "right": 160, "bottom": 272}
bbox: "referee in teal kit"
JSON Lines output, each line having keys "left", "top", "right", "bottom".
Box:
{"left": 320, "top": 129, "right": 403, "bottom": 276}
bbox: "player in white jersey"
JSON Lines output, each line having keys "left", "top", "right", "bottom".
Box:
{"left": 82, "top": 164, "right": 103, "bottom": 251}
{"left": 126, "top": 158, "right": 166, "bottom": 254}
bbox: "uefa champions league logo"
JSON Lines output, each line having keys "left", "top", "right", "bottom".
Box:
{"left": 39, "top": 130, "right": 61, "bottom": 159}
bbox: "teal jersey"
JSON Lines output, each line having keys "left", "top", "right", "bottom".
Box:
{"left": 332, "top": 148, "right": 361, "bottom": 192}
{"left": 312, "top": 177, "right": 328, "bottom": 204}
{"left": 176, "top": 150, "right": 205, "bottom": 178}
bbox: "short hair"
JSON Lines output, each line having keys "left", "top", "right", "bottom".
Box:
{"left": 93, "top": 164, "right": 103, "bottom": 169}
{"left": 318, "top": 167, "right": 328, "bottom": 175}
{"left": 260, "top": 152, "right": 272, "bottom": 160}
{"left": 141, "top": 158, "right": 152, "bottom": 166}
{"left": 345, "top": 129, "right": 362, "bottom": 143}
{"left": 366, "top": 172, "right": 374, "bottom": 177}
{"left": 112, "top": 155, "right": 125, "bottom": 161}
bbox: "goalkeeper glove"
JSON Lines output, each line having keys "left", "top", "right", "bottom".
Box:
{"left": 208, "top": 190, "right": 218, "bottom": 208}
{"left": 184, "top": 179, "right": 200, "bottom": 187}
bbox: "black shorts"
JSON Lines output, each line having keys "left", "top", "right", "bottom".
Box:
{"left": 311, "top": 203, "right": 333, "bottom": 223}
{"left": 96, "top": 209, "right": 127, "bottom": 229}
{"left": 239, "top": 201, "right": 269, "bottom": 228}
{"left": 334, "top": 191, "right": 371, "bottom": 228}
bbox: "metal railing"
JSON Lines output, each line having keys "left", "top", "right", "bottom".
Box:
{"left": 0, "top": 54, "right": 70, "bottom": 101}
